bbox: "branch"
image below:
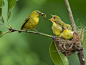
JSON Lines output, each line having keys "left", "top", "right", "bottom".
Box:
{"left": 64, "top": 0, "right": 85, "bottom": 65}
{"left": 64, "top": 0, "right": 76, "bottom": 32}
{"left": 76, "top": 47, "right": 85, "bottom": 65}
{"left": 0, "top": 21, "right": 53, "bottom": 38}
{"left": 8, "top": 28, "right": 53, "bottom": 38}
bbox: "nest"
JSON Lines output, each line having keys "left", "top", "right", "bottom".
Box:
{"left": 52, "top": 25, "right": 86, "bottom": 56}
{"left": 52, "top": 36, "right": 76, "bottom": 56}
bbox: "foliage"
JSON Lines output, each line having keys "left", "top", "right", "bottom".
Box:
{"left": 0, "top": 0, "right": 86, "bottom": 65}
{"left": 49, "top": 41, "right": 69, "bottom": 65}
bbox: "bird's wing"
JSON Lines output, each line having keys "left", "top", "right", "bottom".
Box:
{"left": 21, "top": 17, "right": 30, "bottom": 30}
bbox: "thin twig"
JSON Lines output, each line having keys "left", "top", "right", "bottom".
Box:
{"left": 64, "top": 0, "right": 76, "bottom": 32}
{"left": 0, "top": 21, "right": 9, "bottom": 29}
{"left": 2, "top": 30, "right": 11, "bottom": 34}
{"left": 0, "top": 21, "right": 53, "bottom": 38}
{"left": 9, "top": 28, "right": 53, "bottom": 38}
{"left": 7, "top": 20, "right": 12, "bottom": 28}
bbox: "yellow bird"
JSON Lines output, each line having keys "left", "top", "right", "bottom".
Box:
{"left": 49, "top": 15, "right": 72, "bottom": 30}
{"left": 49, "top": 15, "right": 63, "bottom": 36}
{"left": 19, "top": 10, "right": 46, "bottom": 33}
{"left": 59, "top": 24, "right": 73, "bottom": 40}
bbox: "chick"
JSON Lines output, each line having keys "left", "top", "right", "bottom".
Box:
{"left": 49, "top": 15, "right": 72, "bottom": 30}
{"left": 59, "top": 24, "right": 73, "bottom": 40}
{"left": 49, "top": 15, "right": 63, "bottom": 36}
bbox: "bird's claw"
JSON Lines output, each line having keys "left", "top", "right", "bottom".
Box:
{"left": 34, "top": 29, "right": 38, "bottom": 34}
{"left": 25, "top": 29, "right": 27, "bottom": 33}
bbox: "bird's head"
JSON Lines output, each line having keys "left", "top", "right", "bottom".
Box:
{"left": 32, "top": 10, "right": 46, "bottom": 19}
{"left": 62, "top": 24, "right": 68, "bottom": 30}
{"left": 49, "top": 15, "right": 61, "bottom": 24}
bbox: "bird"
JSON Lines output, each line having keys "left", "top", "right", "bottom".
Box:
{"left": 19, "top": 10, "right": 46, "bottom": 33}
{"left": 49, "top": 15, "right": 63, "bottom": 36}
{"left": 49, "top": 14, "right": 72, "bottom": 30}
{"left": 58, "top": 24, "right": 73, "bottom": 40}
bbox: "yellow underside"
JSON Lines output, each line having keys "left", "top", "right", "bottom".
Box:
{"left": 52, "top": 23, "right": 62, "bottom": 36}
{"left": 59, "top": 30, "right": 73, "bottom": 39}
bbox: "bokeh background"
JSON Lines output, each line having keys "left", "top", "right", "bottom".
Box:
{"left": 0, "top": 0, "right": 86, "bottom": 65}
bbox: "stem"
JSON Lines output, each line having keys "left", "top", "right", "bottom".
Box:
{"left": 64, "top": 0, "right": 85, "bottom": 65}
{"left": 76, "top": 47, "right": 85, "bottom": 65}
{"left": 7, "top": 21, "right": 12, "bottom": 28}
{"left": 0, "top": 21, "right": 9, "bottom": 29}
{"left": 64, "top": 0, "right": 76, "bottom": 32}
{"left": 2, "top": 31, "right": 11, "bottom": 34}
{"left": 9, "top": 28, "right": 53, "bottom": 38}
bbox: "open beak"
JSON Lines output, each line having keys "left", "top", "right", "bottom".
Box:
{"left": 49, "top": 14, "right": 53, "bottom": 21}
{"left": 40, "top": 13, "right": 46, "bottom": 19}
{"left": 49, "top": 18, "right": 53, "bottom": 21}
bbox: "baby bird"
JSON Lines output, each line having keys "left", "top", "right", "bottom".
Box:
{"left": 59, "top": 24, "right": 73, "bottom": 40}
{"left": 49, "top": 15, "right": 63, "bottom": 35}
{"left": 50, "top": 15, "right": 72, "bottom": 30}
{"left": 19, "top": 10, "right": 46, "bottom": 33}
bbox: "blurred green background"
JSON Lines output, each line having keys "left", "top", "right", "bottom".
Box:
{"left": 0, "top": 0, "right": 86, "bottom": 65}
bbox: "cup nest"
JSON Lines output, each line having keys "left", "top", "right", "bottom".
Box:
{"left": 52, "top": 36, "right": 76, "bottom": 56}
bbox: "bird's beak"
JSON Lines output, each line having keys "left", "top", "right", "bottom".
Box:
{"left": 49, "top": 14, "right": 53, "bottom": 21}
{"left": 40, "top": 13, "right": 46, "bottom": 19}
{"left": 64, "top": 28, "right": 67, "bottom": 30}
{"left": 49, "top": 18, "right": 53, "bottom": 21}
{"left": 63, "top": 27, "right": 68, "bottom": 30}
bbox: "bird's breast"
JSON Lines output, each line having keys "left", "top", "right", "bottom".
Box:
{"left": 33, "top": 17, "right": 39, "bottom": 25}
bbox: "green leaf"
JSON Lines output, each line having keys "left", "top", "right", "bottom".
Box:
{"left": 0, "top": 8, "right": 4, "bottom": 25}
{"left": 7, "top": 0, "right": 18, "bottom": 20}
{"left": 7, "top": 11, "right": 11, "bottom": 21}
{"left": 49, "top": 41, "right": 69, "bottom": 65}
{"left": 0, "top": 0, "right": 5, "bottom": 8}
{"left": 0, "top": 0, "right": 5, "bottom": 17}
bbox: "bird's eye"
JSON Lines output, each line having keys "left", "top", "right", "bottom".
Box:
{"left": 37, "top": 12, "right": 39, "bottom": 14}
{"left": 53, "top": 17, "right": 55, "bottom": 19}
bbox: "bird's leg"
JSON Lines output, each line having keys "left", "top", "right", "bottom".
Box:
{"left": 25, "top": 29, "right": 27, "bottom": 33}
{"left": 34, "top": 29, "right": 38, "bottom": 34}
